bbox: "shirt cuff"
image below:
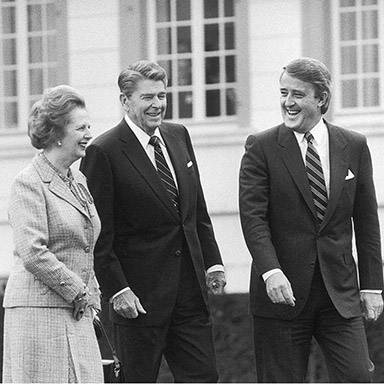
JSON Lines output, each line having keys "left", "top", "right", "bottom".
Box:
{"left": 360, "top": 290, "right": 382, "bottom": 294}
{"left": 207, "top": 264, "right": 225, "bottom": 274}
{"left": 262, "top": 268, "right": 283, "bottom": 282}
{"left": 110, "top": 266, "right": 226, "bottom": 302}
{"left": 110, "top": 286, "right": 132, "bottom": 303}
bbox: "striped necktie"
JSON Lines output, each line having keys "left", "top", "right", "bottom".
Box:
{"left": 149, "top": 135, "right": 180, "bottom": 215}
{"left": 304, "top": 132, "right": 328, "bottom": 224}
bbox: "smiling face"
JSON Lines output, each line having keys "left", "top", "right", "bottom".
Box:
{"left": 60, "top": 107, "right": 92, "bottom": 164}
{"left": 279, "top": 72, "right": 325, "bottom": 133}
{"left": 123, "top": 79, "right": 167, "bottom": 136}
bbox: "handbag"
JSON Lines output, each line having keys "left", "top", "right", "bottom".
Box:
{"left": 103, "top": 358, "right": 125, "bottom": 383}
{"left": 94, "top": 315, "right": 126, "bottom": 383}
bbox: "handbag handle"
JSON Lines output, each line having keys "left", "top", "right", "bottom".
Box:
{"left": 98, "top": 317, "right": 122, "bottom": 375}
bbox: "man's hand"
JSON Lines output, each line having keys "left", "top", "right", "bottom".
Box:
{"left": 265, "top": 272, "right": 296, "bottom": 306}
{"left": 206, "top": 271, "right": 226, "bottom": 294}
{"left": 112, "top": 289, "right": 147, "bottom": 319}
{"left": 360, "top": 292, "right": 383, "bottom": 322}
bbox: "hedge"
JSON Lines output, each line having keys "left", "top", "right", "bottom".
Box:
{"left": 1, "top": 292, "right": 383, "bottom": 382}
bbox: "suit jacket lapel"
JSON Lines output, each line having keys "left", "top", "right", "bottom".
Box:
{"left": 278, "top": 122, "right": 350, "bottom": 229}
{"left": 278, "top": 124, "right": 317, "bottom": 220}
{"left": 320, "top": 122, "right": 349, "bottom": 229}
{"left": 34, "top": 155, "right": 90, "bottom": 218}
{"left": 117, "top": 120, "right": 180, "bottom": 220}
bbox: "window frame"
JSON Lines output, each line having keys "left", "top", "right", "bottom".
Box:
{"left": 146, "top": 0, "right": 239, "bottom": 125}
{"left": 331, "top": 0, "right": 384, "bottom": 116}
{"left": 0, "top": 0, "right": 68, "bottom": 135}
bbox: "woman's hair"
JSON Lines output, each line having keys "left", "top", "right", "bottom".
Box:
{"left": 118, "top": 60, "right": 168, "bottom": 97}
{"left": 28, "top": 85, "right": 86, "bottom": 149}
{"left": 281, "top": 57, "right": 332, "bottom": 114}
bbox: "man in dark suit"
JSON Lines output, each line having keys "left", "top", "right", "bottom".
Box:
{"left": 80, "top": 60, "right": 226, "bottom": 383}
{"left": 239, "top": 57, "right": 383, "bottom": 382}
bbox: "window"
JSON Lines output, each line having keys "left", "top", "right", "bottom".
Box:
{"left": 147, "top": 0, "right": 237, "bottom": 122}
{"left": 332, "top": 0, "right": 384, "bottom": 112}
{"left": 0, "top": 0, "right": 67, "bottom": 132}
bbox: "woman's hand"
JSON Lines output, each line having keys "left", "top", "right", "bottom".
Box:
{"left": 73, "top": 286, "right": 90, "bottom": 321}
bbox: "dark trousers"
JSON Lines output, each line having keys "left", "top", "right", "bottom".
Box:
{"left": 253, "top": 266, "right": 373, "bottom": 383}
{"left": 114, "top": 246, "right": 218, "bottom": 383}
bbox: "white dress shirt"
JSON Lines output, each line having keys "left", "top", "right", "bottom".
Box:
{"left": 293, "top": 119, "right": 330, "bottom": 195}
{"left": 125, "top": 115, "right": 179, "bottom": 189}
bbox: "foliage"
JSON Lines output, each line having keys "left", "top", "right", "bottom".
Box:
{"left": 1, "top": 292, "right": 383, "bottom": 383}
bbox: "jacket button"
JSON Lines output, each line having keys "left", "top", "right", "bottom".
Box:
{"left": 310, "top": 262, "right": 315, "bottom": 268}
{"left": 175, "top": 250, "right": 182, "bottom": 257}
{"left": 84, "top": 246, "right": 90, "bottom": 253}
{"left": 60, "top": 281, "right": 65, "bottom": 286}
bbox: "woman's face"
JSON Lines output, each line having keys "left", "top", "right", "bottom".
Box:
{"left": 60, "top": 107, "right": 92, "bottom": 164}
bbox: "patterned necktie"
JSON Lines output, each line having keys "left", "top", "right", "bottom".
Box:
{"left": 149, "top": 135, "right": 180, "bottom": 214}
{"left": 304, "top": 132, "right": 328, "bottom": 224}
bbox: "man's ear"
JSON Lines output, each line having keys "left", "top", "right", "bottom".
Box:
{"left": 120, "top": 93, "right": 129, "bottom": 111}
{"left": 318, "top": 91, "right": 328, "bottom": 108}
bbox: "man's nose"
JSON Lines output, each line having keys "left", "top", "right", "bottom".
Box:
{"left": 151, "top": 97, "right": 162, "bottom": 108}
{"left": 285, "top": 93, "right": 295, "bottom": 107}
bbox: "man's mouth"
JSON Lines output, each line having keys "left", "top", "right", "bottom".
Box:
{"left": 148, "top": 112, "right": 161, "bottom": 117}
{"left": 286, "top": 109, "right": 300, "bottom": 117}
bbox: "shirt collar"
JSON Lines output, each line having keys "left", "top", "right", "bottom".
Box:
{"left": 124, "top": 114, "right": 163, "bottom": 148}
{"left": 294, "top": 119, "right": 328, "bottom": 146}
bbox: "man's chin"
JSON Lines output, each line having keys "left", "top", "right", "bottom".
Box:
{"left": 150, "top": 117, "right": 163, "bottom": 127}
{"left": 284, "top": 121, "right": 299, "bottom": 132}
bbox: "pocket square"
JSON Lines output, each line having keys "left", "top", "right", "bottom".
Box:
{"left": 345, "top": 169, "right": 354, "bottom": 180}
{"left": 187, "top": 161, "right": 193, "bottom": 168}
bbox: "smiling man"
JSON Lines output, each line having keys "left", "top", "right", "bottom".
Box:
{"left": 80, "top": 60, "right": 226, "bottom": 383}
{"left": 239, "top": 57, "right": 383, "bottom": 382}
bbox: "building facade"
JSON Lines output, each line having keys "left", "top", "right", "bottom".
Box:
{"left": 1, "top": 0, "right": 383, "bottom": 292}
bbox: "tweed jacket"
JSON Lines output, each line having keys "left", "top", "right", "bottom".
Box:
{"left": 3, "top": 153, "right": 101, "bottom": 309}
{"left": 239, "top": 121, "right": 383, "bottom": 320}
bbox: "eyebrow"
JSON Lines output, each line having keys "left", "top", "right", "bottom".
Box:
{"left": 141, "top": 91, "right": 166, "bottom": 96}
{"left": 279, "top": 87, "right": 305, "bottom": 93}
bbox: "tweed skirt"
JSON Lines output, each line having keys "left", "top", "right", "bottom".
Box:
{"left": 2, "top": 306, "right": 103, "bottom": 383}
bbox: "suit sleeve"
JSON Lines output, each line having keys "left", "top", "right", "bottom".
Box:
{"left": 239, "top": 135, "right": 282, "bottom": 275}
{"left": 352, "top": 139, "right": 383, "bottom": 290}
{"left": 80, "top": 144, "right": 129, "bottom": 299}
{"left": 183, "top": 128, "right": 223, "bottom": 270}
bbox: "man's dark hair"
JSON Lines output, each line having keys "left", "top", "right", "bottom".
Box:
{"left": 281, "top": 57, "right": 332, "bottom": 114}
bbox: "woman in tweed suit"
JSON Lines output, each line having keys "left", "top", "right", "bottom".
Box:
{"left": 2, "top": 85, "right": 103, "bottom": 383}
